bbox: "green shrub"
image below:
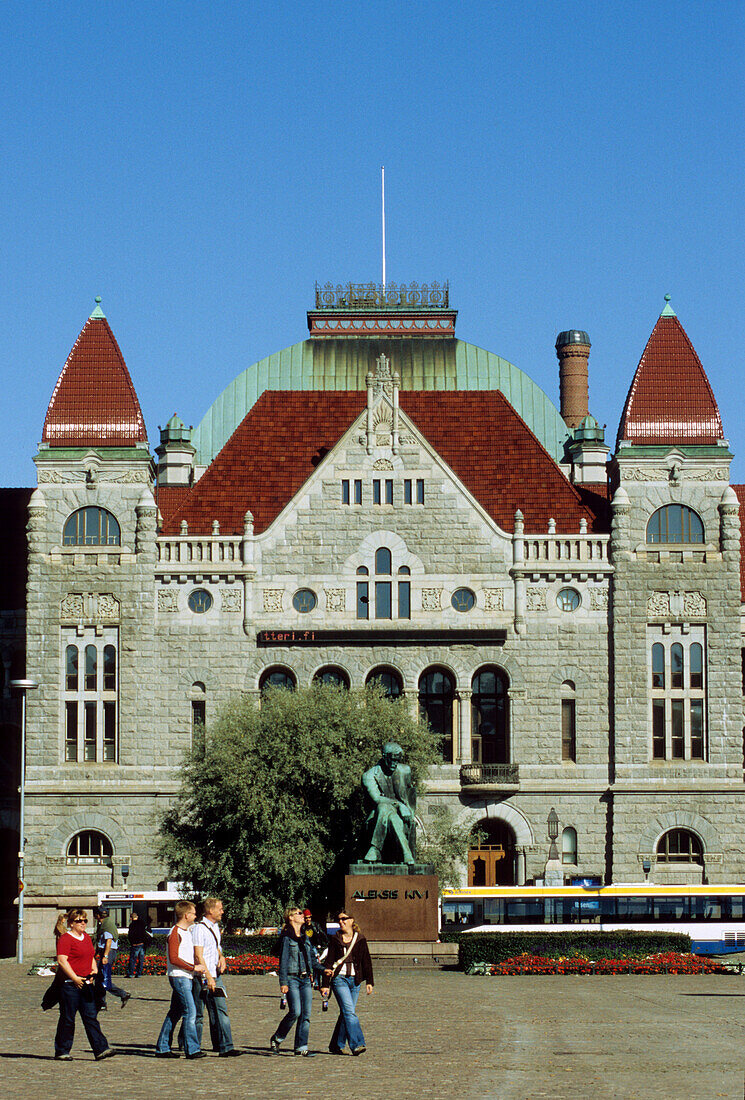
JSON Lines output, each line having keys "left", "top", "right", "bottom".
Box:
{"left": 451, "top": 930, "right": 692, "bottom": 970}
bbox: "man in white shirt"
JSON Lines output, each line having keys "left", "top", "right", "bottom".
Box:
{"left": 192, "top": 898, "right": 243, "bottom": 1057}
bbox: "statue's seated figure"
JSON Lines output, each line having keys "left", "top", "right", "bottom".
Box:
{"left": 361, "top": 741, "right": 416, "bottom": 864}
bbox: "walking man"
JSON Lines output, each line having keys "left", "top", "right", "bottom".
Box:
{"left": 192, "top": 898, "right": 243, "bottom": 1057}
{"left": 155, "top": 900, "right": 206, "bottom": 1059}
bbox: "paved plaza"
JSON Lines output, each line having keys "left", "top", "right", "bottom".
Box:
{"left": 2, "top": 962, "right": 745, "bottom": 1099}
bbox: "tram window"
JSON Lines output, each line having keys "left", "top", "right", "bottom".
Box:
{"left": 652, "top": 896, "right": 689, "bottom": 921}
{"left": 704, "top": 898, "right": 724, "bottom": 920}
{"left": 442, "top": 901, "right": 474, "bottom": 926}
{"left": 729, "top": 897, "right": 745, "bottom": 920}
{"left": 483, "top": 899, "right": 505, "bottom": 924}
{"left": 615, "top": 897, "right": 653, "bottom": 920}
{"left": 505, "top": 899, "right": 546, "bottom": 924}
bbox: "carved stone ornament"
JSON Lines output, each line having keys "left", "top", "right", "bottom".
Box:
{"left": 221, "top": 588, "right": 242, "bottom": 613}
{"left": 325, "top": 587, "right": 346, "bottom": 612}
{"left": 372, "top": 458, "right": 394, "bottom": 471}
{"left": 526, "top": 587, "right": 547, "bottom": 612}
{"left": 683, "top": 591, "right": 707, "bottom": 617}
{"left": 372, "top": 353, "right": 394, "bottom": 399}
{"left": 647, "top": 592, "right": 671, "bottom": 616}
{"left": 621, "top": 465, "right": 727, "bottom": 482}
{"left": 60, "top": 593, "right": 85, "bottom": 620}
{"left": 421, "top": 588, "right": 442, "bottom": 611}
{"left": 97, "top": 594, "right": 120, "bottom": 621}
{"left": 158, "top": 589, "right": 179, "bottom": 612}
{"left": 590, "top": 587, "right": 609, "bottom": 611}
{"left": 38, "top": 467, "right": 150, "bottom": 484}
{"left": 263, "top": 589, "right": 284, "bottom": 613}
{"left": 482, "top": 588, "right": 505, "bottom": 611}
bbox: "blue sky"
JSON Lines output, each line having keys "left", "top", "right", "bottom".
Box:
{"left": 2, "top": 0, "right": 744, "bottom": 485}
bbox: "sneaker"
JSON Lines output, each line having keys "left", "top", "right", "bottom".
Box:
{"left": 218, "top": 1049, "right": 244, "bottom": 1057}
{"left": 186, "top": 1052, "right": 207, "bottom": 1060}
{"left": 328, "top": 1048, "right": 346, "bottom": 1055}
{"left": 155, "top": 1051, "right": 180, "bottom": 1058}
{"left": 95, "top": 1048, "right": 116, "bottom": 1061}
{"left": 270, "top": 1036, "right": 281, "bottom": 1055}
{"left": 55, "top": 1054, "right": 73, "bottom": 1061}
{"left": 120, "top": 992, "right": 131, "bottom": 1009}
{"left": 294, "top": 1049, "right": 316, "bottom": 1057}
{"left": 352, "top": 1045, "right": 366, "bottom": 1056}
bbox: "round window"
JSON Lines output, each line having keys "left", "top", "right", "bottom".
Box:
{"left": 293, "top": 589, "right": 317, "bottom": 613}
{"left": 451, "top": 588, "right": 476, "bottom": 612}
{"left": 188, "top": 589, "right": 213, "bottom": 614}
{"left": 557, "top": 588, "right": 581, "bottom": 612}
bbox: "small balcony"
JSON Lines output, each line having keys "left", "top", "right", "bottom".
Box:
{"left": 459, "top": 763, "right": 520, "bottom": 791}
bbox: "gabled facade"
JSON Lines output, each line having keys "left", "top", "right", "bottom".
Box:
{"left": 1, "top": 286, "right": 744, "bottom": 954}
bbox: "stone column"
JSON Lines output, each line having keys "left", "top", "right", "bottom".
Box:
{"left": 512, "top": 509, "right": 526, "bottom": 635}
{"left": 457, "top": 689, "right": 472, "bottom": 764}
{"left": 515, "top": 846, "right": 527, "bottom": 886}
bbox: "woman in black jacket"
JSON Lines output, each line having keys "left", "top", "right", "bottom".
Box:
{"left": 323, "top": 911, "right": 374, "bottom": 1055}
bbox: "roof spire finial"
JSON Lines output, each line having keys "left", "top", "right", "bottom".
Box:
{"left": 660, "top": 293, "right": 676, "bottom": 318}
{"left": 90, "top": 295, "right": 106, "bottom": 320}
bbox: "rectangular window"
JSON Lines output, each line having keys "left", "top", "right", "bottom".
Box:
{"left": 84, "top": 702, "right": 97, "bottom": 761}
{"left": 356, "top": 581, "right": 369, "bottom": 620}
{"left": 65, "top": 702, "right": 78, "bottom": 762}
{"left": 354, "top": 479, "right": 362, "bottom": 505}
{"left": 373, "top": 480, "right": 381, "bottom": 505}
{"left": 690, "top": 700, "right": 704, "bottom": 759}
{"left": 398, "top": 580, "right": 411, "bottom": 620}
{"left": 416, "top": 479, "right": 425, "bottom": 504}
{"left": 103, "top": 702, "right": 117, "bottom": 762}
{"left": 375, "top": 581, "right": 392, "bottom": 619}
{"left": 671, "top": 699, "right": 684, "bottom": 758}
{"left": 341, "top": 479, "right": 350, "bottom": 505}
{"left": 404, "top": 479, "right": 412, "bottom": 505}
{"left": 561, "top": 699, "right": 576, "bottom": 761}
{"left": 62, "top": 627, "right": 119, "bottom": 765}
{"left": 652, "top": 699, "right": 666, "bottom": 759}
{"left": 385, "top": 479, "right": 393, "bottom": 505}
{"left": 192, "top": 699, "right": 206, "bottom": 751}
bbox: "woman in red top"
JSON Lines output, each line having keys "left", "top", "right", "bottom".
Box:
{"left": 54, "top": 909, "right": 114, "bottom": 1061}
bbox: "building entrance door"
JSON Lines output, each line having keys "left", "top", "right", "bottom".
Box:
{"left": 468, "top": 820, "right": 516, "bottom": 886}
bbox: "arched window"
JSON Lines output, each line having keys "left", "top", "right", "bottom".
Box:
{"left": 66, "top": 645, "right": 78, "bottom": 691}
{"left": 471, "top": 667, "right": 509, "bottom": 764}
{"left": 259, "top": 667, "right": 296, "bottom": 693}
{"left": 375, "top": 547, "right": 392, "bottom": 618}
{"left": 313, "top": 666, "right": 350, "bottom": 689}
{"left": 562, "top": 827, "right": 578, "bottom": 865}
{"left": 561, "top": 680, "right": 576, "bottom": 762}
{"left": 190, "top": 681, "right": 206, "bottom": 750}
{"left": 656, "top": 828, "right": 703, "bottom": 865}
{"left": 646, "top": 505, "right": 704, "bottom": 544}
{"left": 419, "top": 667, "right": 456, "bottom": 762}
{"left": 375, "top": 547, "right": 392, "bottom": 574}
{"left": 85, "top": 645, "right": 97, "bottom": 691}
{"left": 366, "top": 666, "right": 403, "bottom": 700}
{"left": 63, "top": 507, "right": 121, "bottom": 547}
{"left": 66, "top": 830, "right": 113, "bottom": 866}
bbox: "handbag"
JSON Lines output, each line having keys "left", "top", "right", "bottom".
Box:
{"left": 41, "top": 969, "right": 61, "bottom": 1011}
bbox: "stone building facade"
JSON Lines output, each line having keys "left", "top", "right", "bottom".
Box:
{"left": 2, "top": 284, "right": 744, "bottom": 954}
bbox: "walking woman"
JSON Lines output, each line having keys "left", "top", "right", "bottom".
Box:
{"left": 54, "top": 909, "right": 114, "bottom": 1061}
{"left": 324, "top": 910, "right": 374, "bottom": 1056}
{"left": 270, "top": 906, "right": 324, "bottom": 1057}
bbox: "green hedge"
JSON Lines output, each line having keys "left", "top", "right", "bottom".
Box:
{"left": 451, "top": 931, "right": 692, "bottom": 970}
{"left": 115, "top": 933, "right": 280, "bottom": 957}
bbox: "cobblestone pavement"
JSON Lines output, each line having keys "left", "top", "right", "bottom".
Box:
{"left": 2, "top": 963, "right": 745, "bottom": 1099}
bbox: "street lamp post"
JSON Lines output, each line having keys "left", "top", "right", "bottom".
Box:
{"left": 10, "top": 678, "right": 39, "bottom": 964}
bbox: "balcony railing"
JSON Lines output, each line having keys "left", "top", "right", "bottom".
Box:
{"left": 523, "top": 536, "right": 608, "bottom": 564}
{"left": 314, "top": 280, "right": 449, "bottom": 311}
{"left": 460, "top": 763, "right": 520, "bottom": 786}
{"left": 157, "top": 536, "right": 243, "bottom": 565}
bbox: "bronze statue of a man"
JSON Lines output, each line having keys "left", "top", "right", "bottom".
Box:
{"left": 361, "top": 741, "right": 416, "bottom": 864}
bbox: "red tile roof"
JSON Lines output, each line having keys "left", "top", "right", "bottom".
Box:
{"left": 617, "top": 313, "right": 724, "bottom": 447}
{"left": 42, "top": 316, "right": 147, "bottom": 447}
{"left": 156, "top": 486, "right": 191, "bottom": 525}
{"left": 162, "top": 390, "right": 602, "bottom": 536}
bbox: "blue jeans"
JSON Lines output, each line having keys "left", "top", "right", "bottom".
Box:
{"left": 156, "top": 977, "right": 200, "bottom": 1055}
{"left": 329, "top": 975, "right": 365, "bottom": 1051}
{"left": 101, "top": 950, "right": 128, "bottom": 1000}
{"left": 55, "top": 979, "right": 109, "bottom": 1057}
{"left": 128, "top": 945, "right": 145, "bottom": 977}
{"left": 192, "top": 974, "right": 234, "bottom": 1053}
{"left": 272, "top": 975, "right": 314, "bottom": 1052}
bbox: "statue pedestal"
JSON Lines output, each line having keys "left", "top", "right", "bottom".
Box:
{"left": 345, "top": 866, "right": 439, "bottom": 943}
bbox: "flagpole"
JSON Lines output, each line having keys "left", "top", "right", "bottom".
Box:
{"left": 381, "top": 166, "right": 386, "bottom": 289}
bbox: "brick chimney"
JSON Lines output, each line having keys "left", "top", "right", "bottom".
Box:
{"left": 556, "top": 330, "right": 590, "bottom": 430}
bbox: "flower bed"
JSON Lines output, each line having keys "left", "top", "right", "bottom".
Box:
{"left": 471, "top": 951, "right": 731, "bottom": 976}
{"left": 112, "top": 952, "right": 278, "bottom": 976}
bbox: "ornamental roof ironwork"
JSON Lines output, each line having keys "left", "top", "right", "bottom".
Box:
{"left": 314, "top": 281, "right": 449, "bottom": 311}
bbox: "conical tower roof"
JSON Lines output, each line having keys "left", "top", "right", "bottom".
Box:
{"left": 616, "top": 297, "right": 724, "bottom": 448}
{"left": 42, "top": 300, "right": 147, "bottom": 447}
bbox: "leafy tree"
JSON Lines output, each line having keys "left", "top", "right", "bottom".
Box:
{"left": 417, "top": 806, "right": 473, "bottom": 889}
{"left": 158, "top": 683, "right": 437, "bottom": 925}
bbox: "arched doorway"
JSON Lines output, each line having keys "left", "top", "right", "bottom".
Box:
{"left": 468, "top": 819, "right": 516, "bottom": 886}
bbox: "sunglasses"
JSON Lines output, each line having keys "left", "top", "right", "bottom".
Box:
{"left": 72, "top": 919, "right": 87, "bottom": 924}
{"left": 338, "top": 916, "right": 352, "bottom": 921}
